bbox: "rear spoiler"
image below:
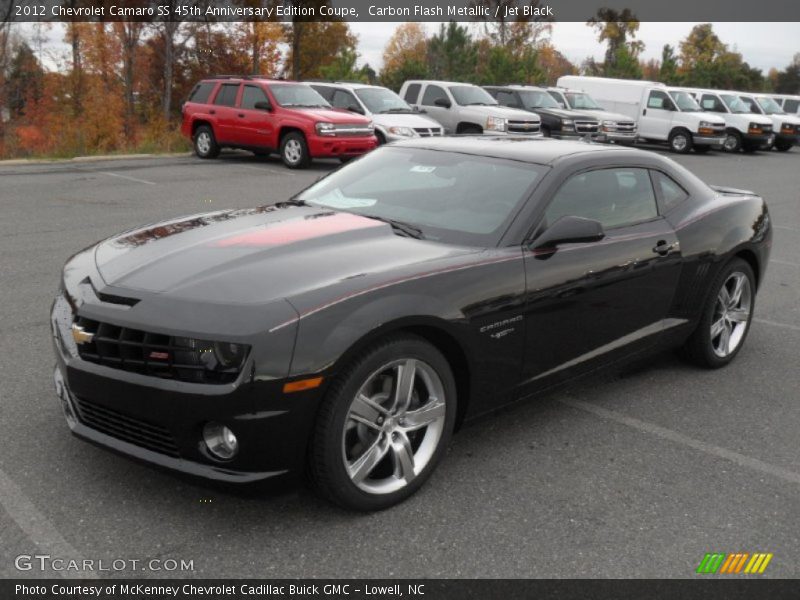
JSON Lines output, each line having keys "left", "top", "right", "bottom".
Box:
{"left": 709, "top": 184, "right": 757, "bottom": 196}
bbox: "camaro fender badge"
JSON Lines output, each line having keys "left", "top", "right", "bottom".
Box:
{"left": 480, "top": 315, "right": 524, "bottom": 339}
{"left": 71, "top": 324, "right": 94, "bottom": 345}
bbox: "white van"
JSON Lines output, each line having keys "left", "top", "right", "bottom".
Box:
{"left": 557, "top": 76, "right": 726, "bottom": 153}
{"left": 736, "top": 93, "right": 800, "bottom": 152}
{"left": 677, "top": 88, "right": 774, "bottom": 152}
{"left": 772, "top": 94, "right": 800, "bottom": 116}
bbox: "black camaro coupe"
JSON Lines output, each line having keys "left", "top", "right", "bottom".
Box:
{"left": 52, "top": 137, "right": 771, "bottom": 510}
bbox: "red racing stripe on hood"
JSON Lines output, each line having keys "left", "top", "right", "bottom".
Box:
{"left": 214, "top": 212, "right": 383, "bottom": 248}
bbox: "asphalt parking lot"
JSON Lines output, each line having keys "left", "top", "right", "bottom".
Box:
{"left": 0, "top": 146, "right": 798, "bottom": 579}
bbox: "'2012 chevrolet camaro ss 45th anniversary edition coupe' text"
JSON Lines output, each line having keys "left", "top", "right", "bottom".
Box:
{"left": 52, "top": 138, "right": 771, "bottom": 510}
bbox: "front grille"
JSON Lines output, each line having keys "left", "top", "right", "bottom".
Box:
{"left": 73, "top": 396, "right": 180, "bottom": 457}
{"left": 413, "top": 127, "right": 443, "bottom": 137}
{"left": 74, "top": 317, "right": 243, "bottom": 384}
{"left": 332, "top": 124, "right": 375, "bottom": 137}
{"left": 507, "top": 121, "right": 541, "bottom": 134}
{"left": 616, "top": 122, "right": 636, "bottom": 132}
{"left": 762, "top": 124, "right": 773, "bottom": 133}
{"left": 575, "top": 120, "right": 600, "bottom": 133}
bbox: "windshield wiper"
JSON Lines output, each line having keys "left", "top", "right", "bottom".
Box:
{"left": 466, "top": 102, "right": 491, "bottom": 106}
{"left": 380, "top": 107, "right": 413, "bottom": 113}
{"left": 362, "top": 215, "right": 425, "bottom": 239}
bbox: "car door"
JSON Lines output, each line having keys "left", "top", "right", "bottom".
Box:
{"left": 420, "top": 84, "right": 455, "bottom": 132}
{"left": 211, "top": 83, "right": 242, "bottom": 144}
{"left": 639, "top": 90, "right": 675, "bottom": 141}
{"left": 520, "top": 166, "right": 682, "bottom": 388}
{"left": 237, "top": 84, "right": 276, "bottom": 149}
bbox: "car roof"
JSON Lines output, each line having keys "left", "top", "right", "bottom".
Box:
{"left": 201, "top": 77, "right": 300, "bottom": 85}
{"left": 484, "top": 85, "right": 550, "bottom": 91}
{"left": 404, "top": 80, "right": 479, "bottom": 87}
{"left": 306, "top": 81, "right": 376, "bottom": 90}
{"left": 391, "top": 136, "right": 654, "bottom": 166}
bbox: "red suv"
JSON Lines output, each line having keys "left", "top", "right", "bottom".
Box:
{"left": 181, "top": 77, "right": 378, "bottom": 168}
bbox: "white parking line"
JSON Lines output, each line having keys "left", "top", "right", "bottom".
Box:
{"left": 755, "top": 318, "right": 800, "bottom": 332}
{"left": 0, "top": 467, "right": 96, "bottom": 579}
{"left": 100, "top": 171, "right": 157, "bottom": 185}
{"left": 773, "top": 225, "right": 799, "bottom": 232}
{"left": 560, "top": 398, "right": 800, "bottom": 486}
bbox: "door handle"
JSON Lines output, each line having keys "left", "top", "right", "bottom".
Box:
{"left": 238, "top": 113, "right": 245, "bottom": 118}
{"left": 652, "top": 240, "right": 676, "bottom": 255}
{"left": 642, "top": 109, "right": 647, "bottom": 116}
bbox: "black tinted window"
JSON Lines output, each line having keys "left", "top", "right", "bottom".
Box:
{"left": 496, "top": 91, "right": 518, "bottom": 107}
{"left": 545, "top": 168, "right": 658, "bottom": 230}
{"left": 422, "top": 85, "right": 448, "bottom": 106}
{"left": 189, "top": 82, "right": 215, "bottom": 104}
{"left": 784, "top": 99, "right": 799, "bottom": 113}
{"left": 701, "top": 94, "right": 725, "bottom": 112}
{"left": 311, "top": 85, "right": 334, "bottom": 101}
{"left": 214, "top": 84, "right": 239, "bottom": 107}
{"left": 404, "top": 83, "right": 421, "bottom": 104}
{"left": 332, "top": 89, "right": 359, "bottom": 110}
{"left": 240, "top": 85, "right": 268, "bottom": 110}
{"left": 652, "top": 171, "right": 689, "bottom": 212}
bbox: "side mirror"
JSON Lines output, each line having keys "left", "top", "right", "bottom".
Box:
{"left": 434, "top": 98, "right": 452, "bottom": 109}
{"left": 532, "top": 216, "right": 605, "bottom": 250}
{"left": 347, "top": 104, "right": 364, "bottom": 114}
{"left": 254, "top": 101, "right": 272, "bottom": 112}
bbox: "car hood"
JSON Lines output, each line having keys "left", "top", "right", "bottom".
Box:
{"left": 293, "top": 107, "right": 372, "bottom": 124}
{"left": 461, "top": 105, "right": 540, "bottom": 122}
{"left": 529, "top": 107, "right": 593, "bottom": 121}
{"left": 93, "top": 205, "right": 475, "bottom": 305}
{"left": 685, "top": 112, "right": 726, "bottom": 125}
{"left": 568, "top": 108, "right": 635, "bottom": 123}
{"left": 371, "top": 112, "right": 442, "bottom": 129}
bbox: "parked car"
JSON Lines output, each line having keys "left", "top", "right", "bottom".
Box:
{"left": 307, "top": 82, "right": 443, "bottom": 144}
{"left": 772, "top": 94, "right": 800, "bottom": 116}
{"left": 736, "top": 93, "right": 800, "bottom": 152}
{"left": 678, "top": 88, "right": 774, "bottom": 153}
{"left": 546, "top": 86, "right": 638, "bottom": 145}
{"left": 483, "top": 85, "right": 601, "bottom": 140}
{"left": 557, "top": 76, "right": 726, "bottom": 153}
{"left": 181, "top": 76, "right": 377, "bottom": 168}
{"left": 399, "top": 80, "right": 541, "bottom": 135}
{"left": 53, "top": 137, "right": 771, "bottom": 511}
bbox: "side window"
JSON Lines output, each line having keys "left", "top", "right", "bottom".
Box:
{"left": 421, "top": 85, "right": 447, "bottom": 106}
{"left": 404, "top": 83, "right": 421, "bottom": 104}
{"left": 647, "top": 90, "right": 671, "bottom": 110}
{"left": 652, "top": 171, "right": 689, "bottom": 213}
{"left": 189, "top": 82, "right": 215, "bottom": 104}
{"left": 312, "top": 86, "right": 334, "bottom": 102}
{"left": 548, "top": 90, "right": 566, "bottom": 108}
{"left": 240, "top": 85, "right": 269, "bottom": 110}
{"left": 785, "top": 99, "right": 799, "bottom": 113}
{"left": 701, "top": 94, "right": 723, "bottom": 112}
{"left": 213, "top": 84, "right": 240, "bottom": 107}
{"left": 496, "top": 91, "right": 518, "bottom": 107}
{"left": 545, "top": 168, "right": 659, "bottom": 230}
{"left": 332, "top": 89, "right": 359, "bottom": 110}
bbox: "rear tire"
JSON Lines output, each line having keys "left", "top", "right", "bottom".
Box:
{"left": 459, "top": 125, "right": 483, "bottom": 135}
{"left": 669, "top": 129, "right": 693, "bottom": 154}
{"left": 308, "top": 335, "right": 456, "bottom": 511}
{"left": 280, "top": 131, "right": 310, "bottom": 169}
{"left": 680, "top": 258, "right": 755, "bottom": 369}
{"left": 193, "top": 125, "right": 220, "bottom": 159}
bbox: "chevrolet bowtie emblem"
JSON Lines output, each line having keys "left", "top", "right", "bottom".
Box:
{"left": 71, "top": 324, "right": 94, "bottom": 345}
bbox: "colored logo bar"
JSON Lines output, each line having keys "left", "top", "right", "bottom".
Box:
{"left": 696, "top": 553, "right": 773, "bottom": 574}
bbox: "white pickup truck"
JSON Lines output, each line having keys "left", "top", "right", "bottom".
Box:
{"left": 678, "top": 88, "right": 774, "bottom": 153}
{"left": 557, "top": 76, "right": 726, "bottom": 153}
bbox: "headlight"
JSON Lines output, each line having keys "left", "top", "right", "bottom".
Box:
{"left": 561, "top": 119, "right": 574, "bottom": 130}
{"left": 485, "top": 116, "right": 507, "bottom": 132}
{"left": 315, "top": 122, "right": 336, "bottom": 136}
{"left": 699, "top": 121, "right": 715, "bottom": 128}
{"left": 603, "top": 120, "right": 616, "bottom": 126}
{"left": 387, "top": 126, "right": 416, "bottom": 137}
{"left": 173, "top": 336, "right": 250, "bottom": 375}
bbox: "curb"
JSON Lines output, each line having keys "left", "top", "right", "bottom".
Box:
{"left": 0, "top": 152, "right": 192, "bottom": 166}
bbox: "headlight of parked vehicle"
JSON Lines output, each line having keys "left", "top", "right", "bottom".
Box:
{"left": 602, "top": 120, "right": 617, "bottom": 130}
{"left": 698, "top": 121, "right": 718, "bottom": 135}
{"left": 388, "top": 126, "right": 416, "bottom": 137}
{"left": 485, "top": 116, "right": 507, "bottom": 132}
{"left": 316, "top": 122, "right": 336, "bottom": 136}
{"left": 561, "top": 119, "right": 574, "bottom": 131}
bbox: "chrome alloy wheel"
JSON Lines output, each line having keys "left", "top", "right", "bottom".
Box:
{"left": 711, "top": 271, "right": 752, "bottom": 358}
{"left": 342, "top": 358, "right": 447, "bottom": 495}
{"left": 196, "top": 131, "right": 211, "bottom": 155}
{"left": 672, "top": 133, "right": 689, "bottom": 152}
{"left": 723, "top": 134, "right": 739, "bottom": 152}
{"left": 283, "top": 139, "right": 302, "bottom": 164}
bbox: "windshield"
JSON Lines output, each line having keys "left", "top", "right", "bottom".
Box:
{"left": 355, "top": 87, "right": 412, "bottom": 114}
{"left": 565, "top": 92, "right": 603, "bottom": 110}
{"left": 738, "top": 96, "right": 762, "bottom": 114}
{"left": 270, "top": 84, "right": 330, "bottom": 108}
{"left": 518, "top": 90, "right": 560, "bottom": 109}
{"left": 720, "top": 94, "right": 750, "bottom": 113}
{"left": 449, "top": 86, "right": 498, "bottom": 106}
{"left": 756, "top": 96, "right": 785, "bottom": 115}
{"left": 296, "top": 147, "right": 545, "bottom": 246}
{"left": 668, "top": 91, "right": 701, "bottom": 112}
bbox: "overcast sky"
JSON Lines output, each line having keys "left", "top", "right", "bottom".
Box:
{"left": 18, "top": 21, "right": 800, "bottom": 74}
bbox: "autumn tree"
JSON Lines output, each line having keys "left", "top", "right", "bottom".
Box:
{"left": 775, "top": 54, "right": 800, "bottom": 94}
{"left": 587, "top": 9, "right": 644, "bottom": 76}
{"left": 234, "top": 21, "right": 284, "bottom": 76}
{"left": 380, "top": 23, "right": 429, "bottom": 92}
{"left": 470, "top": 0, "right": 553, "bottom": 47}
{"left": 678, "top": 24, "right": 763, "bottom": 90}
{"left": 112, "top": 20, "right": 146, "bottom": 142}
{"left": 6, "top": 42, "right": 44, "bottom": 118}
{"left": 659, "top": 44, "right": 679, "bottom": 84}
{"left": 537, "top": 42, "right": 576, "bottom": 85}
{"left": 319, "top": 47, "right": 369, "bottom": 82}
{"left": 284, "top": 21, "right": 358, "bottom": 80}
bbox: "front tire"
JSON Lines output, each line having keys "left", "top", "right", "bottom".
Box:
{"left": 194, "top": 125, "right": 220, "bottom": 159}
{"left": 775, "top": 139, "right": 793, "bottom": 152}
{"left": 681, "top": 258, "right": 755, "bottom": 368}
{"left": 669, "top": 129, "right": 693, "bottom": 154}
{"left": 280, "top": 131, "right": 310, "bottom": 169}
{"left": 723, "top": 131, "right": 742, "bottom": 153}
{"left": 309, "top": 335, "right": 457, "bottom": 511}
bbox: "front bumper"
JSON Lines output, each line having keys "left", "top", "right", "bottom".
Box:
{"left": 744, "top": 132, "right": 774, "bottom": 145}
{"left": 306, "top": 134, "right": 377, "bottom": 158}
{"left": 594, "top": 131, "right": 637, "bottom": 145}
{"left": 51, "top": 295, "right": 322, "bottom": 485}
{"left": 776, "top": 132, "right": 800, "bottom": 145}
{"left": 692, "top": 133, "right": 726, "bottom": 147}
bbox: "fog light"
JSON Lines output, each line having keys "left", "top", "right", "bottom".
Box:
{"left": 203, "top": 422, "right": 238, "bottom": 460}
